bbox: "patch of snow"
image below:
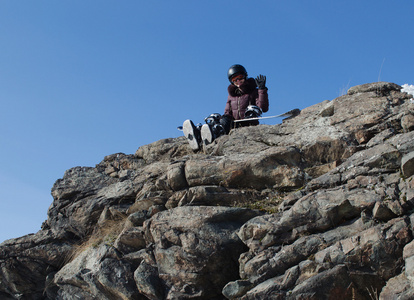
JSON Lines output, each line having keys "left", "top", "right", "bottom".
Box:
{"left": 402, "top": 84, "right": 414, "bottom": 103}
{"left": 402, "top": 84, "right": 414, "bottom": 96}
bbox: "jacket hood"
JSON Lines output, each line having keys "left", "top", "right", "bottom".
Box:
{"left": 228, "top": 78, "right": 257, "bottom": 97}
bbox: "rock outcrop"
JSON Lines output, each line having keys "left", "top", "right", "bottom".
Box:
{"left": 1, "top": 82, "right": 414, "bottom": 299}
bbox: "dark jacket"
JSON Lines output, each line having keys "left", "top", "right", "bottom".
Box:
{"left": 224, "top": 78, "right": 269, "bottom": 120}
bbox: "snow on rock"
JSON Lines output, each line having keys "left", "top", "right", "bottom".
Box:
{"left": 402, "top": 84, "right": 414, "bottom": 98}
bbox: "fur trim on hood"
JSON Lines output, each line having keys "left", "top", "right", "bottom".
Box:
{"left": 228, "top": 78, "right": 257, "bottom": 97}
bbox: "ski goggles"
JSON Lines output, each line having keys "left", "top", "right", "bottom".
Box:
{"left": 231, "top": 75, "right": 245, "bottom": 83}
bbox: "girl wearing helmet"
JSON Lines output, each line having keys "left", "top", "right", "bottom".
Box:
{"left": 182, "top": 64, "right": 269, "bottom": 151}
{"left": 225, "top": 64, "right": 269, "bottom": 124}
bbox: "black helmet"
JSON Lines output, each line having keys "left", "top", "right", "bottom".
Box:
{"left": 244, "top": 105, "right": 263, "bottom": 119}
{"left": 227, "top": 64, "right": 247, "bottom": 83}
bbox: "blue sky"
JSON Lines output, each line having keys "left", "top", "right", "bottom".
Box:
{"left": 1, "top": 1, "right": 413, "bottom": 243}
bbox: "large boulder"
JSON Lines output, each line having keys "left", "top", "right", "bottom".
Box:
{"left": 140, "top": 206, "right": 263, "bottom": 299}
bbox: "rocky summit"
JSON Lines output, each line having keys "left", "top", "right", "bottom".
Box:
{"left": 2, "top": 82, "right": 414, "bottom": 299}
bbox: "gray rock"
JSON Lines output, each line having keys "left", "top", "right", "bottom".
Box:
{"left": 134, "top": 261, "right": 164, "bottom": 300}
{"left": 167, "top": 160, "right": 188, "bottom": 190}
{"left": 402, "top": 151, "right": 414, "bottom": 178}
{"left": 114, "top": 226, "right": 146, "bottom": 254}
{"left": 347, "top": 81, "right": 401, "bottom": 96}
{"left": 0, "top": 230, "right": 73, "bottom": 299}
{"left": 222, "top": 279, "right": 253, "bottom": 299}
{"left": 2, "top": 82, "right": 414, "bottom": 299}
{"left": 401, "top": 113, "right": 414, "bottom": 132}
{"left": 380, "top": 273, "right": 414, "bottom": 300}
{"left": 54, "top": 244, "right": 141, "bottom": 299}
{"left": 373, "top": 201, "right": 397, "bottom": 221}
{"left": 142, "top": 206, "right": 262, "bottom": 299}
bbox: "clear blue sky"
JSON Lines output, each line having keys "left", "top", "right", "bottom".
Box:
{"left": 1, "top": 1, "right": 413, "bottom": 243}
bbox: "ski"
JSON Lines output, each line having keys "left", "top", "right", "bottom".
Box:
{"left": 233, "top": 108, "right": 300, "bottom": 123}
{"left": 177, "top": 108, "right": 300, "bottom": 130}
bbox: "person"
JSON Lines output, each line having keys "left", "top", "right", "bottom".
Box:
{"left": 183, "top": 64, "right": 269, "bottom": 150}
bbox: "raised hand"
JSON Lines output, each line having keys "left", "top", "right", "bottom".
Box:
{"left": 255, "top": 75, "right": 266, "bottom": 89}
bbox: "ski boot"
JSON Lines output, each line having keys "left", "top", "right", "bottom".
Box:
{"left": 201, "top": 113, "right": 226, "bottom": 147}
{"left": 182, "top": 120, "right": 202, "bottom": 150}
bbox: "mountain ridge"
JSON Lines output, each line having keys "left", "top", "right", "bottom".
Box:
{"left": 1, "top": 81, "right": 414, "bottom": 299}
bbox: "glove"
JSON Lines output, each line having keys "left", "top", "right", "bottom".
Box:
{"left": 255, "top": 75, "right": 267, "bottom": 89}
